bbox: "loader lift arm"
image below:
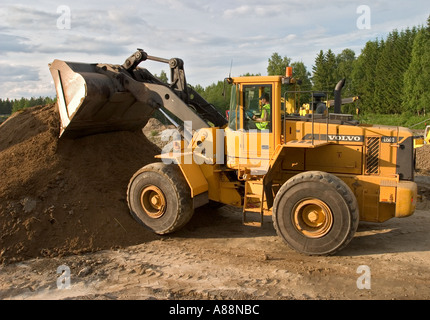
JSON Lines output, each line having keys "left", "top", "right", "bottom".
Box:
{"left": 121, "top": 49, "right": 227, "bottom": 128}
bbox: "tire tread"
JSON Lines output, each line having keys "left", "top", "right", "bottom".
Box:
{"left": 272, "top": 171, "right": 359, "bottom": 256}
{"left": 127, "top": 162, "right": 193, "bottom": 235}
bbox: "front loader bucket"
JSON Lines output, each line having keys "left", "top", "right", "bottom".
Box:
{"left": 49, "top": 59, "right": 154, "bottom": 138}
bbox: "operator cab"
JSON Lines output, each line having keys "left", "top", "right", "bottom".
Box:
{"left": 225, "top": 76, "right": 281, "bottom": 174}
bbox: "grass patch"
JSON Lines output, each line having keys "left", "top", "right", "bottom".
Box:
{"left": 357, "top": 113, "right": 430, "bottom": 130}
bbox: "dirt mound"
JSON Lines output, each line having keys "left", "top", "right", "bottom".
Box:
{"left": 0, "top": 104, "right": 162, "bottom": 264}
{"left": 415, "top": 143, "right": 430, "bottom": 175}
{"left": 142, "top": 117, "right": 177, "bottom": 150}
{"left": 142, "top": 118, "right": 169, "bottom": 133}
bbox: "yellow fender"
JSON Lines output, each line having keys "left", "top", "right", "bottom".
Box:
{"left": 177, "top": 162, "right": 209, "bottom": 198}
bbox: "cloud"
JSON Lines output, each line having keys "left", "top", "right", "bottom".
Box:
{"left": 0, "top": 33, "right": 32, "bottom": 53}
{"left": 151, "top": 0, "right": 214, "bottom": 14}
{"left": 33, "top": 34, "right": 132, "bottom": 56}
{"left": 0, "top": 63, "right": 40, "bottom": 82}
{"left": 0, "top": 80, "right": 54, "bottom": 99}
{"left": 0, "top": 5, "right": 153, "bottom": 57}
{"left": 223, "top": 5, "right": 281, "bottom": 18}
{"left": 0, "top": 5, "right": 58, "bottom": 31}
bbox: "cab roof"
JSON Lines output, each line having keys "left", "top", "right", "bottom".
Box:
{"left": 230, "top": 75, "right": 284, "bottom": 84}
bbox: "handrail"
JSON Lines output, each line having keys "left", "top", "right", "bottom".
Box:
{"left": 284, "top": 90, "right": 332, "bottom": 146}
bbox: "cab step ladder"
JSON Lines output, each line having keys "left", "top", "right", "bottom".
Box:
{"left": 242, "top": 180, "right": 266, "bottom": 227}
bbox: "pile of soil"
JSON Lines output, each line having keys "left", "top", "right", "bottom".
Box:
{"left": 142, "top": 117, "right": 177, "bottom": 150}
{"left": 0, "top": 104, "right": 162, "bottom": 264}
{"left": 414, "top": 139, "right": 430, "bottom": 204}
{"left": 142, "top": 118, "right": 170, "bottom": 133}
{"left": 415, "top": 143, "right": 430, "bottom": 175}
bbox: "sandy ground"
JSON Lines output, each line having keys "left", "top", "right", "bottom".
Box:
{"left": 0, "top": 192, "right": 429, "bottom": 300}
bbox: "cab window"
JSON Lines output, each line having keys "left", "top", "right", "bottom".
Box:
{"left": 243, "top": 85, "right": 272, "bottom": 132}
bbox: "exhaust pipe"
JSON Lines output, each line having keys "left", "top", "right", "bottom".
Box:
{"left": 333, "top": 79, "right": 346, "bottom": 114}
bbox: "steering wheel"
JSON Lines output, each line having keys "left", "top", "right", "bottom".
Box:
{"left": 245, "top": 110, "right": 257, "bottom": 121}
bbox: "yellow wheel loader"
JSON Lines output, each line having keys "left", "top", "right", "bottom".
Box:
{"left": 49, "top": 49, "right": 418, "bottom": 255}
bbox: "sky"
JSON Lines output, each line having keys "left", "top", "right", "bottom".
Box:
{"left": 0, "top": 0, "right": 428, "bottom": 100}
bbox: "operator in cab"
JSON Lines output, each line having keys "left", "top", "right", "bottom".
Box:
{"left": 252, "top": 93, "right": 271, "bottom": 130}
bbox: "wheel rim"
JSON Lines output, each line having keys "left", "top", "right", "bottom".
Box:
{"left": 140, "top": 186, "right": 166, "bottom": 219}
{"left": 292, "top": 198, "right": 333, "bottom": 238}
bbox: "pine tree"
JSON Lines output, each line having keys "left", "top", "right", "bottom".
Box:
{"left": 351, "top": 39, "right": 382, "bottom": 114}
{"left": 373, "top": 29, "right": 417, "bottom": 114}
{"left": 267, "top": 53, "right": 291, "bottom": 76}
{"left": 325, "top": 49, "right": 337, "bottom": 92}
{"left": 290, "top": 61, "right": 312, "bottom": 106}
{"left": 0, "top": 99, "right": 10, "bottom": 114}
{"left": 311, "top": 50, "right": 339, "bottom": 94}
{"left": 335, "top": 49, "right": 356, "bottom": 98}
{"left": 374, "top": 34, "right": 396, "bottom": 113}
{"left": 312, "top": 50, "right": 327, "bottom": 91}
{"left": 291, "top": 61, "right": 312, "bottom": 90}
{"left": 403, "top": 24, "right": 430, "bottom": 115}
{"left": 427, "top": 14, "right": 430, "bottom": 33}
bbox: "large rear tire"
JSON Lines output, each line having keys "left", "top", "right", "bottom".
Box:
{"left": 127, "top": 162, "right": 194, "bottom": 234}
{"left": 273, "top": 171, "right": 359, "bottom": 255}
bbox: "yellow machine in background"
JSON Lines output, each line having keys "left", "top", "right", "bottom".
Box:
{"left": 424, "top": 126, "right": 430, "bottom": 145}
{"left": 299, "top": 95, "right": 360, "bottom": 116}
{"left": 414, "top": 125, "right": 430, "bottom": 148}
{"left": 50, "top": 49, "right": 419, "bottom": 256}
{"left": 408, "top": 115, "right": 430, "bottom": 149}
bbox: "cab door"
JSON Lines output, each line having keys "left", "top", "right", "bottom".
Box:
{"left": 241, "top": 84, "right": 274, "bottom": 175}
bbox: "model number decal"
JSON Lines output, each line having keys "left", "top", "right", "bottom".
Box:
{"left": 381, "top": 136, "right": 404, "bottom": 143}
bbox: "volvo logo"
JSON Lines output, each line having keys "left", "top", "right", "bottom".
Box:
{"left": 302, "top": 134, "right": 364, "bottom": 142}
{"left": 328, "top": 135, "right": 363, "bottom": 142}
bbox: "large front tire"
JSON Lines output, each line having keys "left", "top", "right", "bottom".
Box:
{"left": 273, "top": 171, "right": 359, "bottom": 255}
{"left": 127, "top": 162, "right": 194, "bottom": 235}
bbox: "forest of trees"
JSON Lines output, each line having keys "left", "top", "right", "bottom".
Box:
{"left": 0, "top": 97, "right": 56, "bottom": 115}
{"left": 1, "top": 16, "right": 429, "bottom": 121}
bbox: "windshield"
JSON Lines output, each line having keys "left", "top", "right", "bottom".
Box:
{"left": 228, "top": 84, "right": 239, "bottom": 131}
